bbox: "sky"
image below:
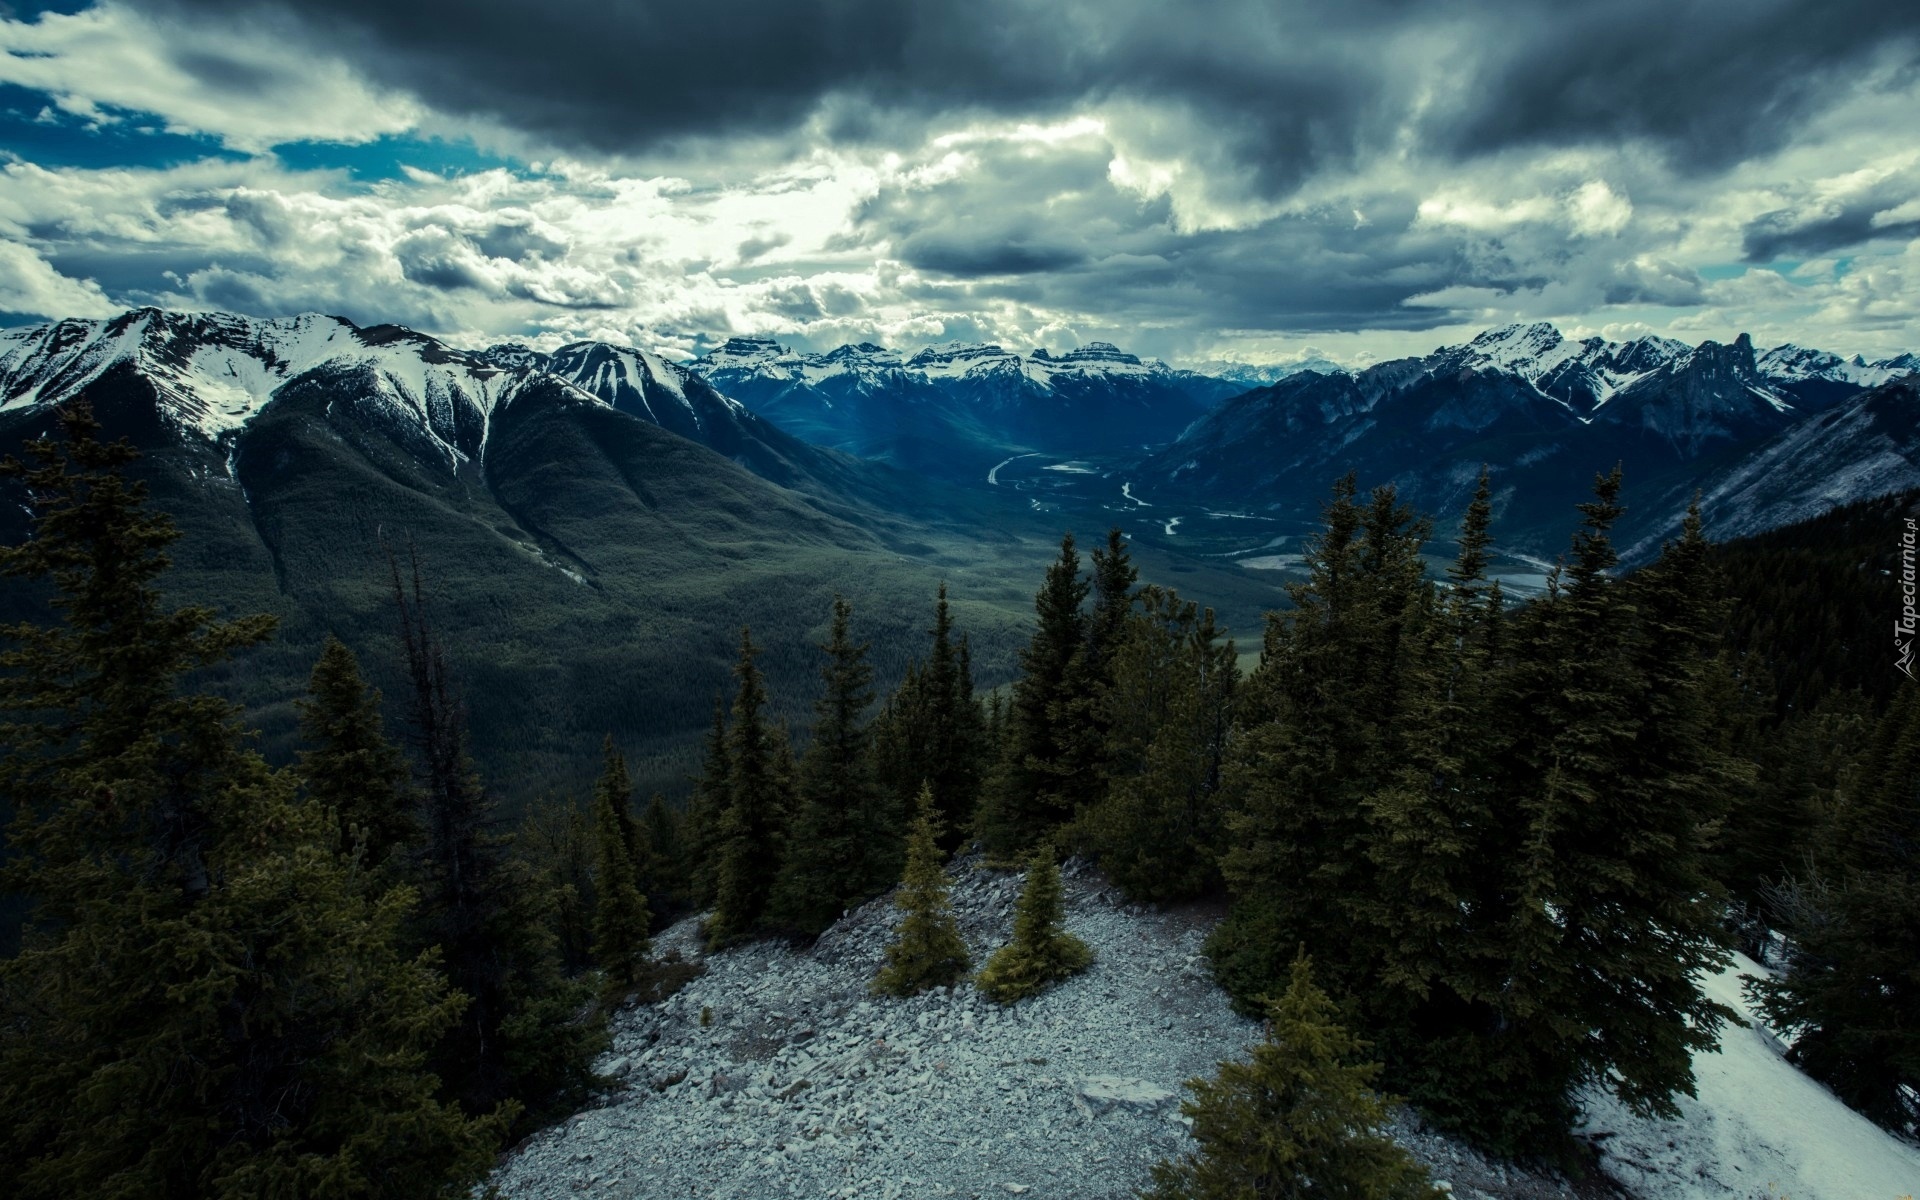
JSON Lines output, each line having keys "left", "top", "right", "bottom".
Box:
{"left": 0, "top": 0, "right": 1917, "bottom": 368}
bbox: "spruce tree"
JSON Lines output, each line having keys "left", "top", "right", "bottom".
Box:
{"left": 643, "top": 791, "right": 690, "bottom": 922}
{"left": 873, "top": 586, "right": 987, "bottom": 852}
{"left": 684, "top": 693, "right": 730, "bottom": 909}
{"left": 976, "top": 846, "right": 1094, "bottom": 1003}
{"left": 516, "top": 794, "right": 597, "bottom": 975}
{"left": 297, "top": 636, "right": 421, "bottom": 867}
{"left": 977, "top": 533, "right": 1090, "bottom": 859}
{"left": 1449, "top": 472, "right": 1737, "bottom": 1153}
{"left": 0, "top": 408, "right": 500, "bottom": 1199}
{"left": 1082, "top": 586, "right": 1237, "bottom": 901}
{"left": 391, "top": 550, "right": 603, "bottom": 1130}
{"left": 590, "top": 737, "right": 652, "bottom": 996}
{"left": 872, "top": 784, "right": 972, "bottom": 997}
{"left": 1208, "top": 477, "right": 1431, "bottom": 1006}
{"left": 1751, "top": 680, "right": 1920, "bottom": 1129}
{"left": 768, "top": 596, "right": 891, "bottom": 936}
{"left": 1360, "top": 471, "right": 1509, "bottom": 1078}
{"left": 707, "top": 627, "right": 792, "bottom": 947}
{"left": 1142, "top": 954, "right": 1438, "bottom": 1200}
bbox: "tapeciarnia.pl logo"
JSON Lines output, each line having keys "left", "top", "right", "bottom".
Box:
{"left": 1900, "top": 517, "right": 1917, "bottom": 680}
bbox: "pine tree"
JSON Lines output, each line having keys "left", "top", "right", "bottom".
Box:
{"left": 515, "top": 794, "right": 597, "bottom": 975}
{"left": 1359, "top": 471, "right": 1510, "bottom": 1078}
{"left": 1088, "top": 526, "right": 1141, "bottom": 678}
{"left": 1208, "top": 477, "right": 1431, "bottom": 1006}
{"left": 1081, "top": 586, "right": 1237, "bottom": 901}
{"left": 1142, "top": 953, "right": 1438, "bottom": 1200}
{"left": 590, "top": 737, "right": 652, "bottom": 995}
{"left": 297, "top": 637, "right": 421, "bottom": 867}
{"left": 977, "top": 533, "right": 1091, "bottom": 859}
{"left": 873, "top": 586, "right": 987, "bottom": 852}
{"left": 643, "top": 791, "right": 691, "bottom": 922}
{"left": 707, "top": 627, "right": 792, "bottom": 947}
{"left": 684, "top": 693, "right": 730, "bottom": 909}
{"left": 0, "top": 408, "right": 501, "bottom": 1199}
{"left": 976, "top": 845, "right": 1094, "bottom": 1003}
{"left": 1442, "top": 472, "right": 1738, "bottom": 1153}
{"left": 1750, "top": 680, "right": 1920, "bottom": 1129}
{"left": 872, "top": 784, "right": 972, "bottom": 997}
{"left": 768, "top": 596, "right": 891, "bottom": 936}
{"left": 391, "top": 550, "right": 603, "bottom": 1130}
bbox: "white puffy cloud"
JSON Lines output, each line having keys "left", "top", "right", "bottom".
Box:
{"left": 0, "top": 3, "right": 420, "bottom": 151}
{"left": 0, "top": 242, "right": 119, "bottom": 319}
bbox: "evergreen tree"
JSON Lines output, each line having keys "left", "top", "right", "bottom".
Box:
{"left": 977, "top": 533, "right": 1091, "bottom": 859}
{"left": 873, "top": 586, "right": 986, "bottom": 851}
{"left": 590, "top": 737, "right": 652, "bottom": 995}
{"left": 297, "top": 636, "right": 421, "bottom": 867}
{"left": 707, "top": 627, "right": 792, "bottom": 947}
{"left": 643, "top": 791, "right": 690, "bottom": 923}
{"left": 684, "top": 693, "right": 730, "bottom": 909}
{"left": 0, "top": 408, "right": 500, "bottom": 1199}
{"left": 391, "top": 550, "right": 603, "bottom": 1130}
{"left": 1142, "top": 953, "right": 1438, "bottom": 1200}
{"left": 1208, "top": 477, "right": 1431, "bottom": 1005}
{"left": 976, "top": 846, "right": 1094, "bottom": 1003}
{"left": 1081, "top": 586, "right": 1237, "bottom": 901}
{"left": 1449, "top": 473, "right": 1737, "bottom": 1153}
{"left": 515, "top": 794, "right": 597, "bottom": 975}
{"left": 872, "top": 784, "right": 972, "bottom": 997}
{"left": 1359, "top": 471, "right": 1510, "bottom": 1082}
{"left": 768, "top": 597, "right": 891, "bottom": 936}
{"left": 1088, "top": 526, "right": 1141, "bottom": 678}
{"left": 1750, "top": 680, "right": 1920, "bottom": 1129}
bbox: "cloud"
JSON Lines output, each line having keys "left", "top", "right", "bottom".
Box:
{"left": 0, "top": 241, "right": 119, "bottom": 318}
{"left": 1742, "top": 161, "right": 1920, "bottom": 259}
{"left": 135, "top": 0, "right": 1918, "bottom": 188}
{"left": 0, "top": 3, "right": 420, "bottom": 151}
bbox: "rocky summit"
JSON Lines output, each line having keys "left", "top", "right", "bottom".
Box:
{"left": 488, "top": 859, "right": 1604, "bottom": 1200}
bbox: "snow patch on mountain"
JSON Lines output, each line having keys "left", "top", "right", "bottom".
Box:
{"left": 0, "top": 309, "right": 518, "bottom": 446}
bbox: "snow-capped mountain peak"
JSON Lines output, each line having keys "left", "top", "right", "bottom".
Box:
{"left": 0, "top": 309, "right": 518, "bottom": 449}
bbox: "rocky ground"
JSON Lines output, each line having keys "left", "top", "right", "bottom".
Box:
{"left": 489, "top": 856, "right": 1620, "bottom": 1200}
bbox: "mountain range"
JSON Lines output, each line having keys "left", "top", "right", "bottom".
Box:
{"left": 0, "top": 308, "right": 1279, "bottom": 799}
{"left": 1, "top": 305, "right": 1916, "bottom": 795}
{"left": 688, "top": 335, "right": 1237, "bottom": 479}
{"left": 1131, "top": 321, "right": 1920, "bottom": 553}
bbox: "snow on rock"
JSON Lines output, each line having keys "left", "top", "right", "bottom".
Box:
{"left": 1578, "top": 952, "right": 1920, "bottom": 1200}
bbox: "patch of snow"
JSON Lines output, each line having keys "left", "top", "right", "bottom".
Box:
{"left": 1579, "top": 952, "right": 1920, "bottom": 1200}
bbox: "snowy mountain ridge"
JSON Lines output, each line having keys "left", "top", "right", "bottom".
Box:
{"left": 0, "top": 308, "right": 745, "bottom": 462}
{"left": 692, "top": 335, "right": 1195, "bottom": 392}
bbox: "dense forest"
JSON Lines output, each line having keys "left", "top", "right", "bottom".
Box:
{"left": 2, "top": 408, "right": 1914, "bottom": 1197}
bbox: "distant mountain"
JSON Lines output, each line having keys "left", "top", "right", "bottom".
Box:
{"left": 0, "top": 307, "right": 1303, "bottom": 801}
{"left": 1623, "top": 374, "right": 1920, "bottom": 558}
{"left": 1134, "top": 322, "right": 1915, "bottom": 553}
{"left": 687, "top": 336, "right": 1235, "bottom": 480}
{"left": 0, "top": 308, "right": 1047, "bottom": 799}
{"left": 1181, "top": 357, "right": 1346, "bottom": 388}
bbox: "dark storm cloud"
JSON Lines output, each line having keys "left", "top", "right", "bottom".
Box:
{"left": 1744, "top": 197, "right": 1920, "bottom": 261}
{"left": 136, "top": 0, "right": 1917, "bottom": 189}
{"left": 1434, "top": 0, "right": 1920, "bottom": 171}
